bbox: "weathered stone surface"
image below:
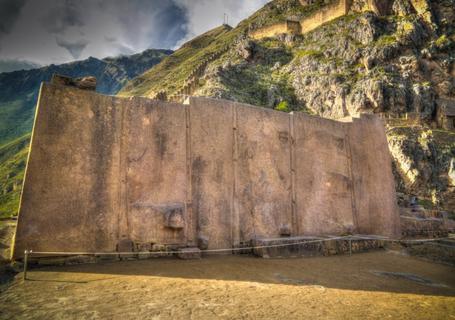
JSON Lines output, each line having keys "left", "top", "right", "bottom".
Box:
{"left": 12, "top": 83, "right": 399, "bottom": 259}
{"left": 117, "top": 239, "right": 134, "bottom": 252}
{"left": 293, "top": 114, "right": 354, "bottom": 235}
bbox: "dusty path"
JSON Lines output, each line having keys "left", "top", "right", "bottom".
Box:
{"left": 0, "top": 251, "right": 454, "bottom": 319}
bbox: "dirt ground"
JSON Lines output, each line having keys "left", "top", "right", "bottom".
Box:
{"left": 0, "top": 251, "right": 454, "bottom": 320}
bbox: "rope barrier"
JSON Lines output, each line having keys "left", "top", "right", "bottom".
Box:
{"left": 27, "top": 235, "right": 353, "bottom": 256}
{"left": 25, "top": 235, "right": 453, "bottom": 257}
{"left": 22, "top": 234, "right": 454, "bottom": 280}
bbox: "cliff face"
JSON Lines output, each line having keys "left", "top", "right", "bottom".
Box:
{"left": 121, "top": 0, "right": 455, "bottom": 213}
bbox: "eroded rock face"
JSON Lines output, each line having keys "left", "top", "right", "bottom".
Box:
{"left": 236, "top": 39, "right": 258, "bottom": 61}
{"left": 288, "top": 10, "right": 444, "bottom": 119}
{"left": 387, "top": 127, "right": 455, "bottom": 211}
{"left": 368, "top": 0, "right": 393, "bottom": 16}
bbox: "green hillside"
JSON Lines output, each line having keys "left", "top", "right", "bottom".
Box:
{"left": 0, "top": 49, "right": 171, "bottom": 146}
{"left": 119, "top": 25, "right": 235, "bottom": 97}
{"left": 0, "top": 134, "right": 30, "bottom": 218}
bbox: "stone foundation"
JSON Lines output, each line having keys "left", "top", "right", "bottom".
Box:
{"left": 400, "top": 216, "right": 450, "bottom": 238}
{"left": 253, "top": 235, "right": 386, "bottom": 258}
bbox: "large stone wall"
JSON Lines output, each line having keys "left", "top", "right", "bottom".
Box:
{"left": 300, "top": 0, "right": 350, "bottom": 33}
{"left": 13, "top": 83, "right": 399, "bottom": 258}
{"left": 250, "top": 21, "right": 296, "bottom": 40}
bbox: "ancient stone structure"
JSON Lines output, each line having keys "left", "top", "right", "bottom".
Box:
{"left": 12, "top": 82, "right": 400, "bottom": 259}
{"left": 250, "top": 0, "right": 424, "bottom": 39}
{"left": 250, "top": 19, "right": 302, "bottom": 40}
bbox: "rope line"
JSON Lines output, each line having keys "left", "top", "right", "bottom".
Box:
{"left": 25, "top": 235, "right": 454, "bottom": 257}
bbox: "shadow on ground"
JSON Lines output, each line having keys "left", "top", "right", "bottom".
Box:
{"left": 23, "top": 251, "right": 455, "bottom": 297}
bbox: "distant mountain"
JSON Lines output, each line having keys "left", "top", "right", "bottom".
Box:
{"left": 0, "top": 49, "right": 172, "bottom": 146}
{"left": 0, "top": 59, "right": 41, "bottom": 73}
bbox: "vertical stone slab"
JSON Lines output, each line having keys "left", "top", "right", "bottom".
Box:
{"left": 125, "top": 99, "right": 187, "bottom": 246}
{"left": 348, "top": 115, "right": 400, "bottom": 237}
{"left": 293, "top": 114, "right": 355, "bottom": 235}
{"left": 189, "top": 97, "right": 234, "bottom": 250}
{"left": 236, "top": 104, "right": 292, "bottom": 241}
{"left": 13, "top": 84, "right": 121, "bottom": 258}
{"left": 13, "top": 89, "right": 401, "bottom": 258}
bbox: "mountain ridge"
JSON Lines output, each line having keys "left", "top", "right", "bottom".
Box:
{"left": 0, "top": 48, "right": 172, "bottom": 146}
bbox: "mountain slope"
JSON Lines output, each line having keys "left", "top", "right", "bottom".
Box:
{"left": 0, "top": 49, "right": 172, "bottom": 146}
{"left": 118, "top": 0, "right": 335, "bottom": 101}
{"left": 119, "top": 0, "right": 455, "bottom": 212}
{"left": 119, "top": 25, "right": 234, "bottom": 98}
{"left": 0, "top": 134, "right": 29, "bottom": 219}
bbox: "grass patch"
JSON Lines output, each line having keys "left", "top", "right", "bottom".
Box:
{"left": 0, "top": 134, "right": 30, "bottom": 219}
{"left": 375, "top": 34, "right": 397, "bottom": 47}
{"left": 275, "top": 101, "right": 290, "bottom": 112}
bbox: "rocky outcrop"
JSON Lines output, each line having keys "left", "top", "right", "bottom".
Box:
{"left": 51, "top": 74, "right": 97, "bottom": 90}
{"left": 387, "top": 127, "right": 455, "bottom": 211}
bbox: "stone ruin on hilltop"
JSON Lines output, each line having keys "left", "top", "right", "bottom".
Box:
{"left": 250, "top": 0, "right": 431, "bottom": 39}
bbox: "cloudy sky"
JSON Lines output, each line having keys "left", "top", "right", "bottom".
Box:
{"left": 0, "top": 0, "right": 268, "bottom": 71}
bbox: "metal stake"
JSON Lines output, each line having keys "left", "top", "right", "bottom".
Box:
{"left": 23, "top": 249, "right": 30, "bottom": 280}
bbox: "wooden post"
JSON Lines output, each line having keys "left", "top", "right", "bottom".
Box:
{"left": 23, "top": 250, "right": 29, "bottom": 280}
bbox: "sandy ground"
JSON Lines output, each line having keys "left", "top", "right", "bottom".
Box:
{"left": 0, "top": 251, "right": 454, "bottom": 320}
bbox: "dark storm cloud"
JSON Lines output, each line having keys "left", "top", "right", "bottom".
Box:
{"left": 0, "top": 0, "right": 268, "bottom": 68}
{"left": 41, "top": 0, "right": 85, "bottom": 34}
{"left": 56, "top": 37, "right": 89, "bottom": 59}
{"left": 114, "top": 0, "right": 188, "bottom": 50}
{"left": 0, "top": 0, "right": 26, "bottom": 34}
